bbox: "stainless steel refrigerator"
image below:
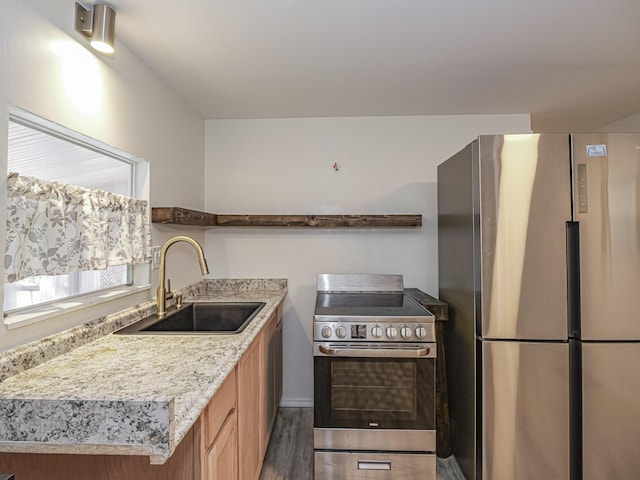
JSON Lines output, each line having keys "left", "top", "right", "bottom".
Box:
{"left": 437, "top": 133, "right": 640, "bottom": 480}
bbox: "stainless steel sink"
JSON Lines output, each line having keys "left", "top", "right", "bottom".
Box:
{"left": 114, "top": 302, "right": 265, "bottom": 335}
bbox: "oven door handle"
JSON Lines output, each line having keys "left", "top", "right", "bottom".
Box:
{"left": 318, "top": 344, "right": 432, "bottom": 358}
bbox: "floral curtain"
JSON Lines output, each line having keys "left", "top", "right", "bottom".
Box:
{"left": 5, "top": 172, "right": 152, "bottom": 283}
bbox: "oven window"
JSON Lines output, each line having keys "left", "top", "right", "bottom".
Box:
{"left": 331, "top": 361, "right": 417, "bottom": 415}
{"left": 314, "top": 356, "right": 435, "bottom": 430}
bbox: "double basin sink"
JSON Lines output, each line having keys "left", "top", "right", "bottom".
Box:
{"left": 115, "top": 302, "right": 265, "bottom": 335}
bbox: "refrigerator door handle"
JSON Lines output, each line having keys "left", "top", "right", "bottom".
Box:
{"left": 566, "top": 221, "right": 581, "bottom": 339}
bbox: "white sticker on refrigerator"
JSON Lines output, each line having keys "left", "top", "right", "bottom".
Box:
{"left": 586, "top": 144, "right": 607, "bottom": 157}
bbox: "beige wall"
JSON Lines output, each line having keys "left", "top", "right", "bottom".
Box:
{"left": 204, "top": 114, "right": 532, "bottom": 405}
{"left": 0, "top": 0, "right": 206, "bottom": 350}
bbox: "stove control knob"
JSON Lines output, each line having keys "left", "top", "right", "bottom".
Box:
{"left": 321, "top": 326, "right": 333, "bottom": 339}
{"left": 400, "top": 326, "right": 412, "bottom": 339}
{"left": 371, "top": 326, "right": 383, "bottom": 339}
{"left": 415, "top": 326, "right": 428, "bottom": 339}
{"left": 335, "top": 326, "right": 347, "bottom": 338}
{"left": 386, "top": 326, "right": 398, "bottom": 339}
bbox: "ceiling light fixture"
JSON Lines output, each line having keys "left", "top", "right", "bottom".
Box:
{"left": 74, "top": 2, "right": 116, "bottom": 55}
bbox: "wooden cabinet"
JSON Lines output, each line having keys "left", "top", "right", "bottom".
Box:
{"left": 238, "top": 304, "right": 283, "bottom": 480}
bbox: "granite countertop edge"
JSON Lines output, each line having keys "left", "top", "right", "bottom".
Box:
{"left": 0, "top": 278, "right": 287, "bottom": 464}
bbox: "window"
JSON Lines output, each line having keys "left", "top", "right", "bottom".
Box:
{"left": 4, "top": 110, "right": 149, "bottom": 315}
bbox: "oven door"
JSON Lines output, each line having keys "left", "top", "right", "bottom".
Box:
{"left": 313, "top": 342, "right": 436, "bottom": 432}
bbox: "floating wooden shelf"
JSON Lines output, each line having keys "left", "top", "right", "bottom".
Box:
{"left": 152, "top": 207, "right": 422, "bottom": 228}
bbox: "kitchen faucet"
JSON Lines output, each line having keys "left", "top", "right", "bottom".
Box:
{"left": 156, "top": 236, "right": 209, "bottom": 316}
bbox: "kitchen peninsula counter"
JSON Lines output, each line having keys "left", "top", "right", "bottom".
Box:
{"left": 0, "top": 279, "right": 287, "bottom": 465}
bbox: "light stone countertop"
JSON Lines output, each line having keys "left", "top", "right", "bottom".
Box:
{"left": 0, "top": 279, "right": 287, "bottom": 464}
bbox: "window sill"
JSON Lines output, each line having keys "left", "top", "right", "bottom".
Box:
{"left": 3, "top": 285, "right": 151, "bottom": 330}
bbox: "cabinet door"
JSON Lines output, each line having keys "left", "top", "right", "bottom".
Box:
{"left": 204, "top": 369, "right": 237, "bottom": 450}
{"left": 262, "top": 313, "right": 277, "bottom": 452}
{"left": 263, "top": 307, "right": 283, "bottom": 448}
{"left": 201, "top": 369, "right": 237, "bottom": 480}
{"left": 275, "top": 307, "right": 283, "bottom": 412}
{"left": 238, "top": 337, "right": 263, "bottom": 480}
{"left": 205, "top": 409, "right": 238, "bottom": 480}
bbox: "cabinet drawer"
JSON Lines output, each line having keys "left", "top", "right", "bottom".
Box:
{"left": 314, "top": 451, "right": 436, "bottom": 480}
{"left": 205, "top": 368, "right": 237, "bottom": 448}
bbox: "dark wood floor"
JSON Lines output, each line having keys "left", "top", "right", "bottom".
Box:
{"left": 259, "top": 408, "right": 466, "bottom": 480}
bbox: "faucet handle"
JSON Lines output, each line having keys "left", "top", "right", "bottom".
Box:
{"left": 165, "top": 279, "right": 174, "bottom": 300}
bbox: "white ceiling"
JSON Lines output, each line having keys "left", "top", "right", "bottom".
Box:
{"left": 112, "top": 0, "right": 640, "bottom": 131}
